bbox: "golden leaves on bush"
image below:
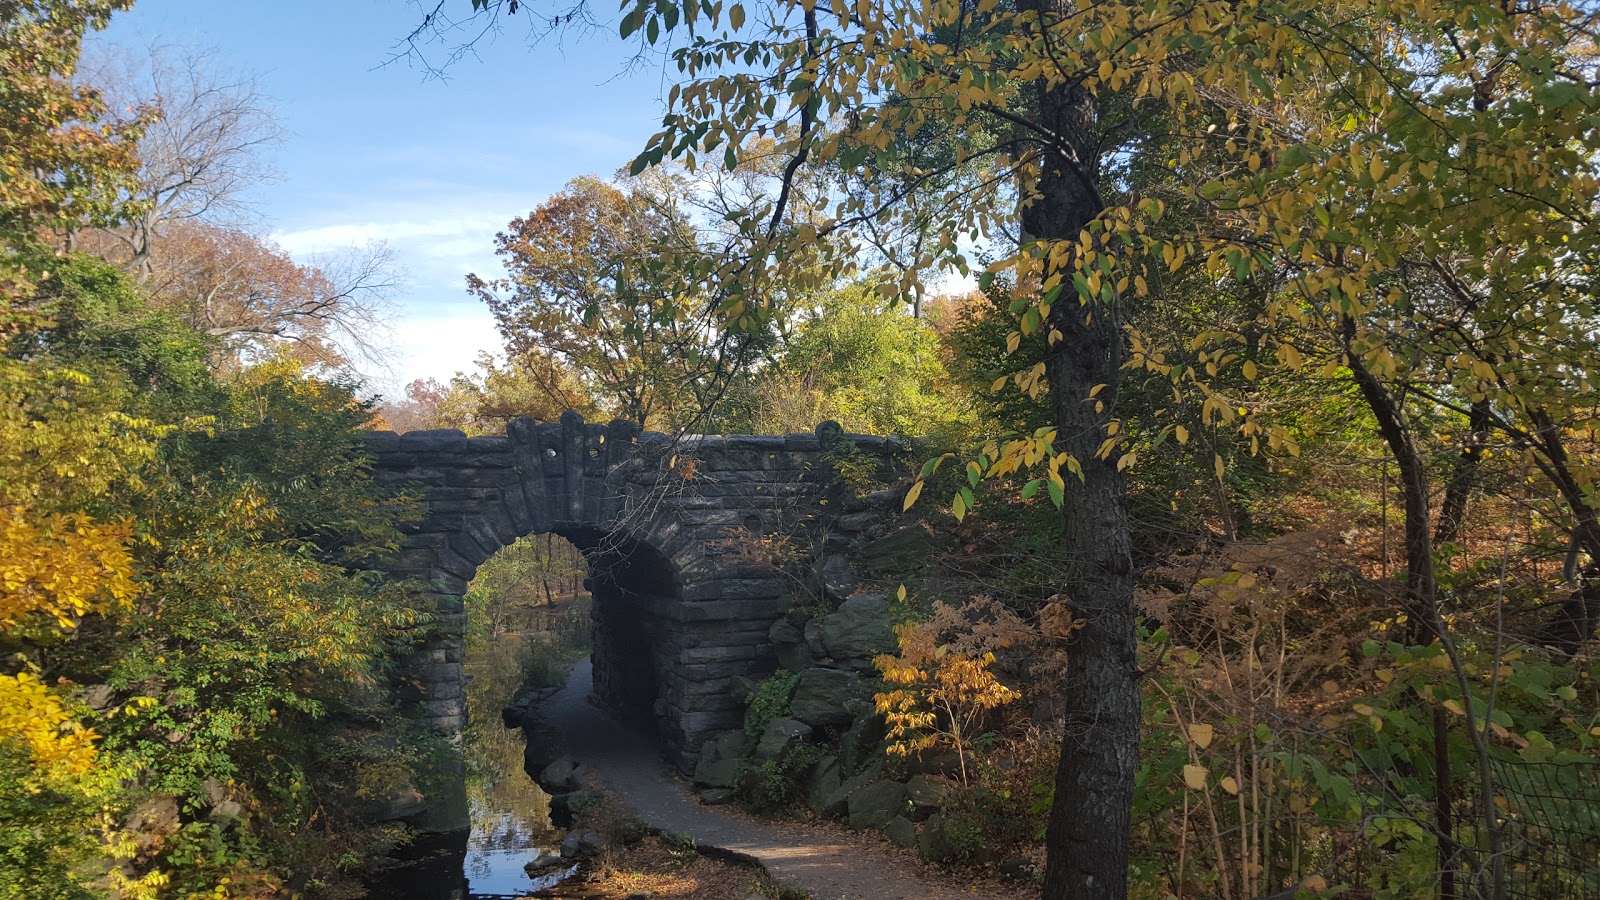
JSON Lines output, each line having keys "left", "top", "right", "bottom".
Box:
{"left": 0, "top": 510, "right": 135, "bottom": 629}
{"left": 874, "top": 598, "right": 1024, "bottom": 785}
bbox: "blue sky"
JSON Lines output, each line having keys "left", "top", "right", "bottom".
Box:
{"left": 99, "top": 0, "right": 668, "bottom": 399}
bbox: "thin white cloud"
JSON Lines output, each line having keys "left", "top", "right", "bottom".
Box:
{"left": 275, "top": 191, "right": 547, "bottom": 394}
{"left": 362, "top": 306, "right": 501, "bottom": 402}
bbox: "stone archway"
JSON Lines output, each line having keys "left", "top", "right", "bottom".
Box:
{"left": 361, "top": 412, "right": 899, "bottom": 827}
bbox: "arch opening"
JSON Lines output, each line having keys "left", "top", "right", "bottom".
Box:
{"left": 563, "top": 529, "right": 679, "bottom": 732}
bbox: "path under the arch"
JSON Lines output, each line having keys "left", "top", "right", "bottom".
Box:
{"left": 544, "top": 660, "right": 1025, "bottom": 900}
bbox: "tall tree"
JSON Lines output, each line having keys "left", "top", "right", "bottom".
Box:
{"left": 1, "top": 0, "right": 144, "bottom": 303}
{"left": 141, "top": 219, "right": 398, "bottom": 369}
{"left": 470, "top": 174, "right": 769, "bottom": 429}
{"left": 71, "top": 42, "right": 282, "bottom": 278}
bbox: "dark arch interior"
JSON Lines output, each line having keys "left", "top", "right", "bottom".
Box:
{"left": 561, "top": 529, "right": 678, "bottom": 727}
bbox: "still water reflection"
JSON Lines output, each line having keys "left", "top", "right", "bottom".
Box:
{"left": 372, "top": 636, "right": 570, "bottom": 899}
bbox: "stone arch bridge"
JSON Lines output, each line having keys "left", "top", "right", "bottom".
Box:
{"left": 363, "top": 412, "right": 902, "bottom": 779}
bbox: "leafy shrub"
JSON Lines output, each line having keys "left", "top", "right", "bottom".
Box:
{"left": 744, "top": 670, "right": 800, "bottom": 740}
{"left": 742, "top": 743, "right": 827, "bottom": 813}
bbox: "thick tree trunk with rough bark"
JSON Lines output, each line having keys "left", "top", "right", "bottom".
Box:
{"left": 1014, "top": 16, "right": 1139, "bottom": 896}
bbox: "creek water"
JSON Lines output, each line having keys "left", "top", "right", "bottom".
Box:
{"left": 370, "top": 635, "right": 574, "bottom": 899}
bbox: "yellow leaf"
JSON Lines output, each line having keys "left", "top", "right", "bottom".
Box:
{"left": 1214, "top": 454, "right": 1226, "bottom": 481}
{"left": 902, "top": 480, "right": 924, "bottom": 511}
{"left": 990, "top": 376, "right": 1008, "bottom": 393}
{"left": 1188, "top": 723, "right": 1214, "bottom": 748}
{"left": 1302, "top": 874, "right": 1329, "bottom": 893}
{"left": 1443, "top": 699, "right": 1465, "bottom": 716}
{"left": 1220, "top": 776, "right": 1240, "bottom": 795}
{"left": 1175, "top": 425, "right": 1189, "bottom": 445}
{"left": 1243, "top": 360, "right": 1258, "bottom": 381}
{"left": 1182, "top": 764, "right": 1208, "bottom": 790}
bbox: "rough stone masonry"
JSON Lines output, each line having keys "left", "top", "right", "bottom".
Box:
{"left": 361, "top": 412, "right": 902, "bottom": 789}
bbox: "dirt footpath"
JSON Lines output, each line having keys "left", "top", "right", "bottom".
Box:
{"left": 537, "top": 661, "right": 1028, "bottom": 900}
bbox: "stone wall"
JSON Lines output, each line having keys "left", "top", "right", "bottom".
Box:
{"left": 360, "top": 411, "right": 902, "bottom": 822}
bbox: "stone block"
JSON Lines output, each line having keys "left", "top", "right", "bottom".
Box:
{"left": 789, "top": 667, "right": 871, "bottom": 727}
{"left": 362, "top": 430, "right": 402, "bottom": 451}
{"left": 400, "top": 429, "right": 467, "bottom": 453}
{"left": 806, "top": 755, "right": 844, "bottom": 816}
{"left": 754, "top": 718, "right": 813, "bottom": 762}
{"left": 819, "top": 594, "right": 897, "bottom": 662}
{"left": 462, "top": 435, "right": 513, "bottom": 454}
{"left": 719, "top": 578, "right": 786, "bottom": 600}
{"left": 885, "top": 815, "right": 917, "bottom": 848}
{"left": 421, "top": 697, "right": 464, "bottom": 720}
{"left": 692, "top": 756, "right": 742, "bottom": 789}
{"left": 816, "top": 554, "right": 857, "bottom": 601}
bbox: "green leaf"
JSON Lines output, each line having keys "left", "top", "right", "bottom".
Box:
{"left": 1021, "top": 478, "right": 1042, "bottom": 499}
{"left": 620, "top": 9, "right": 640, "bottom": 38}
{"left": 1047, "top": 478, "right": 1064, "bottom": 508}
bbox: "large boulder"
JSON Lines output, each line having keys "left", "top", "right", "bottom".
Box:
{"left": 692, "top": 756, "right": 742, "bottom": 789}
{"left": 839, "top": 713, "right": 886, "bottom": 773}
{"left": 769, "top": 617, "right": 815, "bottom": 673}
{"left": 805, "top": 755, "right": 844, "bottom": 816}
{"left": 699, "top": 729, "right": 748, "bottom": 765}
{"left": 847, "top": 780, "right": 909, "bottom": 830}
{"left": 819, "top": 594, "right": 897, "bottom": 663}
{"left": 906, "top": 774, "right": 949, "bottom": 821}
{"left": 754, "top": 718, "right": 813, "bottom": 762}
{"left": 815, "top": 554, "right": 858, "bottom": 602}
{"left": 789, "top": 667, "right": 871, "bottom": 727}
{"left": 818, "top": 770, "right": 877, "bottom": 819}
{"left": 884, "top": 815, "right": 918, "bottom": 848}
{"left": 918, "top": 812, "right": 958, "bottom": 862}
{"left": 859, "top": 523, "right": 945, "bottom": 575}
{"left": 905, "top": 745, "right": 964, "bottom": 778}
{"left": 803, "top": 619, "right": 828, "bottom": 659}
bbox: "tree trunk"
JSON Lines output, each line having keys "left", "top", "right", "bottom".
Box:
{"left": 1342, "top": 325, "right": 1438, "bottom": 640}
{"left": 1527, "top": 412, "right": 1600, "bottom": 651}
{"left": 1014, "top": 16, "right": 1139, "bottom": 896}
{"left": 1434, "top": 400, "right": 1491, "bottom": 548}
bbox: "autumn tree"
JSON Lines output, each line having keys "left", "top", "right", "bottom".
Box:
{"left": 71, "top": 42, "right": 282, "bottom": 278}
{"left": 2, "top": 0, "right": 144, "bottom": 306}
{"left": 470, "top": 174, "right": 777, "bottom": 430}
{"left": 751, "top": 283, "right": 976, "bottom": 438}
{"left": 379, "top": 350, "right": 597, "bottom": 435}
{"left": 140, "top": 219, "right": 398, "bottom": 369}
